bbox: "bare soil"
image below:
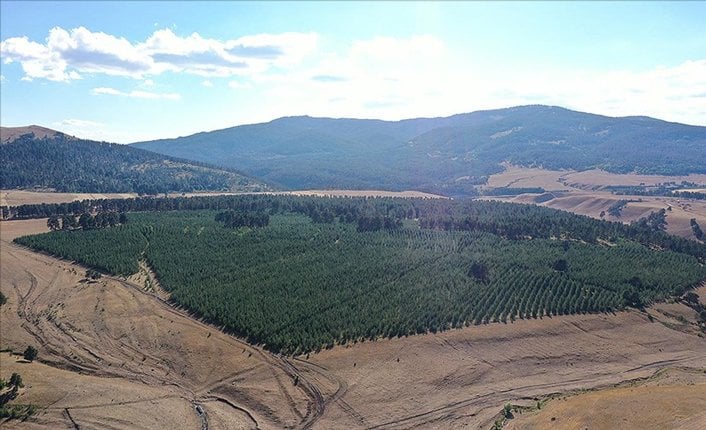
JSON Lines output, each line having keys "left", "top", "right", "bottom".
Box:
{"left": 2, "top": 216, "right": 705, "bottom": 429}
{"left": 506, "top": 368, "right": 706, "bottom": 430}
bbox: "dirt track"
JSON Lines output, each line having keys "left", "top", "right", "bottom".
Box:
{"left": 1, "top": 219, "right": 706, "bottom": 429}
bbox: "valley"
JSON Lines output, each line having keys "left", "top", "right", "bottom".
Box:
{"left": 2, "top": 107, "right": 706, "bottom": 430}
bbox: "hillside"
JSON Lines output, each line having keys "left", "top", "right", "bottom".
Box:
{"left": 0, "top": 127, "right": 271, "bottom": 194}
{"left": 132, "top": 106, "right": 706, "bottom": 196}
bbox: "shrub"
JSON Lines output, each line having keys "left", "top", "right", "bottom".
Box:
{"left": 23, "top": 346, "right": 38, "bottom": 362}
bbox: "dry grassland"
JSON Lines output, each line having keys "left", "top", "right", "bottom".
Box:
{"left": 484, "top": 166, "right": 706, "bottom": 241}
{"left": 0, "top": 189, "right": 445, "bottom": 208}
{"left": 506, "top": 368, "right": 706, "bottom": 430}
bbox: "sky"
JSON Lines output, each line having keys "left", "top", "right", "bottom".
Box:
{"left": 1, "top": 1, "right": 705, "bottom": 143}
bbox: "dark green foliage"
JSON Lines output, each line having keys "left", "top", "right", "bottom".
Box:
{"left": 0, "top": 404, "right": 36, "bottom": 420}
{"left": 15, "top": 222, "right": 146, "bottom": 275}
{"left": 484, "top": 187, "right": 545, "bottom": 196}
{"left": 133, "top": 105, "right": 706, "bottom": 196}
{"left": 0, "top": 132, "right": 268, "bottom": 193}
{"left": 22, "top": 346, "right": 37, "bottom": 362}
{"left": 691, "top": 219, "right": 704, "bottom": 241}
{"left": 622, "top": 288, "right": 644, "bottom": 309}
{"left": 0, "top": 291, "right": 6, "bottom": 306}
{"left": 215, "top": 210, "right": 269, "bottom": 228}
{"left": 607, "top": 200, "right": 631, "bottom": 217}
{"left": 552, "top": 259, "right": 568, "bottom": 272}
{"left": 503, "top": 403, "right": 514, "bottom": 419}
{"left": 468, "top": 261, "right": 489, "bottom": 283}
{"left": 86, "top": 269, "right": 102, "bottom": 280}
{"left": 47, "top": 215, "right": 60, "bottom": 231}
{"left": 8, "top": 374, "right": 22, "bottom": 389}
{"left": 15, "top": 196, "right": 706, "bottom": 354}
{"left": 636, "top": 209, "right": 667, "bottom": 232}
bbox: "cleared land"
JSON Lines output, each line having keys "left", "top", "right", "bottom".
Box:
{"left": 484, "top": 166, "right": 706, "bottom": 241}
{"left": 506, "top": 368, "right": 706, "bottom": 430}
{"left": 486, "top": 165, "right": 706, "bottom": 191}
{"left": 2, "top": 217, "right": 706, "bottom": 429}
{"left": 0, "top": 189, "right": 445, "bottom": 207}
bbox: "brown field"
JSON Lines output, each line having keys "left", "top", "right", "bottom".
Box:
{"left": 2, "top": 217, "right": 705, "bottom": 429}
{"left": 484, "top": 165, "right": 576, "bottom": 191}
{"left": 484, "top": 166, "right": 706, "bottom": 241}
{"left": 506, "top": 368, "right": 706, "bottom": 430}
{"left": 1, "top": 190, "right": 140, "bottom": 207}
{"left": 0, "top": 126, "right": 66, "bottom": 145}
{"left": 0, "top": 189, "right": 445, "bottom": 208}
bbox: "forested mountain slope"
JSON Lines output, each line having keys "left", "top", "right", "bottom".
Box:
{"left": 132, "top": 105, "right": 706, "bottom": 196}
{"left": 0, "top": 128, "right": 271, "bottom": 194}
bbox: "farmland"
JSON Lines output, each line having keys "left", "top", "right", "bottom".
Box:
{"left": 14, "top": 195, "right": 706, "bottom": 354}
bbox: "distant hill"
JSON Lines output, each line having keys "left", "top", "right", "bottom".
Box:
{"left": 132, "top": 106, "right": 706, "bottom": 196}
{"left": 0, "top": 127, "right": 271, "bottom": 194}
{"left": 1, "top": 125, "right": 69, "bottom": 144}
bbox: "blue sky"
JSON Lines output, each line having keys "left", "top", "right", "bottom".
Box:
{"left": 1, "top": 1, "right": 705, "bottom": 142}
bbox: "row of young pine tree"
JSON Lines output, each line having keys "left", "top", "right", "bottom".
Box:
{"left": 15, "top": 209, "right": 706, "bottom": 355}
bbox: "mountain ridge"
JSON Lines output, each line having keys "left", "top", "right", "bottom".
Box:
{"left": 131, "top": 105, "right": 706, "bottom": 196}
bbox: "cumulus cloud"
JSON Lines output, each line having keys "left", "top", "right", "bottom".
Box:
{"left": 228, "top": 80, "right": 251, "bottom": 90}
{"left": 91, "top": 86, "right": 181, "bottom": 100}
{"left": 251, "top": 34, "right": 706, "bottom": 126}
{"left": 54, "top": 118, "right": 103, "bottom": 128}
{"left": 0, "top": 27, "right": 318, "bottom": 81}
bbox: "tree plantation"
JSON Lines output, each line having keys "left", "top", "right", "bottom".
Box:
{"left": 13, "top": 195, "right": 706, "bottom": 354}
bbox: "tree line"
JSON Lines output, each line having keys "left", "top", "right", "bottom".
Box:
{"left": 7, "top": 194, "right": 706, "bottom": 262}
{"left": 47, "top": 211, "right": 127, "bottom": 231}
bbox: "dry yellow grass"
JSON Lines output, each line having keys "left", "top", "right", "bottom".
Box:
{"left": 0, "top": 189, "right": 445, "bottom": 208}
{"left": 506, "top": 368, "right": 706, "bottom": 430}
{"left": 0, "top": 126, "right": 65, "bottom": 144}
{"left": 483, "top": 165, "right": 706, "bottom": 241}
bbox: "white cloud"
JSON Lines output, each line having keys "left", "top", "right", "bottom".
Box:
{"left": 228, "top": 80, "right": 251, "bottom": 90}
{"left": 254, "top": 34, "right": 706, "bottom": 126}
{"left": 1, "top": 26, "right": 317, "bottom": 82}
{"left": 91, "top": 86, "right": 181, "bottom": 100}
{"left": 201, "top": 79, "right": 213, "bottom": 87}
{"left": 54, "top": 118, "right": 103, "bottom": 128}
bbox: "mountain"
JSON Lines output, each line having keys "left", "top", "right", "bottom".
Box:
{"left": 0, "top": 127, "right": 271, "bottom": 194}
{"left": 132, "top": 105, "right": 706, "bottom": 196}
